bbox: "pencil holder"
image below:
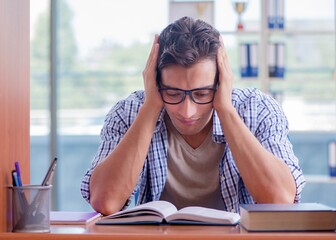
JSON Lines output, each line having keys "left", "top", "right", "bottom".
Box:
{"left": 8, "top": 185, "right": 52, "bottom": 233}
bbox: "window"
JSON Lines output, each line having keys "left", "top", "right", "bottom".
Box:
{"left": 30, "top": 0, "right": 336, "bottom": 211}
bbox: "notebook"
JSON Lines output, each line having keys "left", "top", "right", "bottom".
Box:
{"left": 50, "top": 211, "right": 101, "bottom": 225}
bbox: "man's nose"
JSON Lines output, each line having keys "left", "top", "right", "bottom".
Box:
{"left": 179, "top": 95, "right": 197, "bottom": 118}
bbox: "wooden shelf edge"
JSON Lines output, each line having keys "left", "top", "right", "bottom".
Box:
{"left": 305, "top": 175, "right": 336, "bottom": 183}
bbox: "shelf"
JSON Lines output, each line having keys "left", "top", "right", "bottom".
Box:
{"left": 237, "top": 78, "right": 332, "bottom": 83}
{"left": 235, "top": 77, "right": 259, "bottom": 81}
{"left": 220, "top": 30, "right": 260, "bottom": 35}
{"left": 266, "top": 29, "right": 335, "bottom": 36}
{"left": 222, "top": 0, "right": 335, "bottom": 96}
{"left": 305, "top": 174, "right": 336, "bottom": 184}
{"left": 237, "top": 77, "right": 334, "bottom": 82}
{"left": 220, "top": 30, "right": 334, "bottom": 36}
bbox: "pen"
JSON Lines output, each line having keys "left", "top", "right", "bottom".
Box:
{"left": 12, "top": 170, "right": 19, "bottom": 187}
{"left": 41, "top": 157, "right": 57, "bottom": 186}
{"left": 14, "top": 161, "right": 23, "bottom": 186}
{"left": 14, "top": 161, "right": 29, "bottom": 205}
{"left": 12, "top": 166, "right": 29, "bottom": 216}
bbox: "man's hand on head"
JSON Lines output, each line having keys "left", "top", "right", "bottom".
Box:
{"left": 213, "top": 36, "right": 235, "bottom": 114}
{"left": 142, "top": 34, "right": 164, "bottom": 111}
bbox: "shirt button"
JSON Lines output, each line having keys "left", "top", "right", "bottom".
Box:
{"left": 221, "top": 176, "right": 225, "bottom": 181}
{"left": 231, "top": 209, "right": 236, "bottom": 213}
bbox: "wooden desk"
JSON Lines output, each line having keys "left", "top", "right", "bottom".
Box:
{"left": 0, "top": 222, "right": 335, "bottom": 240}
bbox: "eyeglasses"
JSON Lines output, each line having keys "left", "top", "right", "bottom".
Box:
{"left": 158, "top": 86, "right": 217, "bottom": 105}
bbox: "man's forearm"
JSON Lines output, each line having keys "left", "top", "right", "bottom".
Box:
{"left": 217, "top": 106, "right": 296, "bottom": 203}
{"left": 89, "top": 104, "right": 162, "bottom": 215}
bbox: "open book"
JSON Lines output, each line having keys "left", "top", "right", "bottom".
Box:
{"left": 96, "top": 200, "right": 240, "bottom": 225}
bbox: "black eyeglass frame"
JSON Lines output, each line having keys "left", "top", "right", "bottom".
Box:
{"left": 158, "top": 85, "right": 218, "bottom": 105}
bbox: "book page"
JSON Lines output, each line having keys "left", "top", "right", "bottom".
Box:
{"left": 165, "top": 206, "right": 240, "bottom": 225}
{"left": 105, "top": 200, "right": 178, "bottom": 220}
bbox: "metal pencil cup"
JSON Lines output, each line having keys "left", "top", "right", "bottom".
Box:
{"left": 8, "top": 185, "right": 52, "bottom": 233}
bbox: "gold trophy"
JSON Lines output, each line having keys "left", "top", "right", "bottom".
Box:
{"left": 232, "top": 0, "right": 249, "bottom": 31}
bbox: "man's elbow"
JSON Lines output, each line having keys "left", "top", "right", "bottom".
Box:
{"left": 269, "top": 178, "right": 297, "bottom": 204}
{"left": 274, "top": 192, "right": 296, "bottom": 203}
{"left": 268, "top": 188, "right": 296, "bottom": 204}
{"left": 90, "top": 190, "right": 125, "bottom": 216}
{"left": 257, "top": 187, "right": 296, "bottom": 204}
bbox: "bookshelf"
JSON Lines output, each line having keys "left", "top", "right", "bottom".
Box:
{"left": 220, "top": 0, "right": 335, "bottom": 95}
{"left": 220, "top": 0, "right": 336, "bottom": 207}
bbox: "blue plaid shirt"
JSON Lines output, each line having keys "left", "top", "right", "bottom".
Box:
{"left": 81, "top": 88, "right": 305, "bottom": 213}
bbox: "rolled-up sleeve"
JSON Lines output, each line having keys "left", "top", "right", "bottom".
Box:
{"left": 80, "top": 100, "right": 129, "bottom": 203}
{"left": 255, "top": 92, "right": 306, "bottom": 202}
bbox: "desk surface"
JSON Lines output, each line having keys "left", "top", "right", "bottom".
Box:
{"left": 1, "top": 222, "right": 335, "bottom": 240}
{"left": 0, "top": 220, "right": 336, "bottom": 240}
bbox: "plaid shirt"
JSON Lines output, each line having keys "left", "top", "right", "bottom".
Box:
{"left": 81, "top": 88, "right": 305, "bottom": 213}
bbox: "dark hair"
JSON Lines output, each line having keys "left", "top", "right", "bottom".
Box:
{"left": 157, "top": 16, "right": 220, "bottom": 81}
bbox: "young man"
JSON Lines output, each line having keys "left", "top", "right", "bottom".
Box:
{"left": 81, "top": 16, "right": 305, "bottom": 215}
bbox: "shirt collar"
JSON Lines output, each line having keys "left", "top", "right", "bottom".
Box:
{"left": 154, "top": 108, "right": 167, "bottom": 133}
{"left": 212, "top": 111, "right": 226, "bottom": 144}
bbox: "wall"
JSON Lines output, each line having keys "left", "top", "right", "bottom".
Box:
{"left": 0, "top": 0, "right": 30, "bottom": 232}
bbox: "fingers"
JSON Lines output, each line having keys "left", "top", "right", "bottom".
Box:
{"left": 217, "top": 38, "right": 224, "bottom": 75}
{"left": 213, "top": 36, "right": 234, "bottom": 111}
{"left": 217, "top": 36, "right": 234, "bottom": 81}
{"left": 142, "top": 35, "right": 164, "bottom": 109}
{"left": 145, "top": 35, "right": 159, "bottom": 71}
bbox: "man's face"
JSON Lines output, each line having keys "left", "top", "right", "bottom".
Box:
{"left": 160, "top": 59, "right": 217, "bottom": 139}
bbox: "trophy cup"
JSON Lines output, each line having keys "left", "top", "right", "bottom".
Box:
{"left": 232, "top": 0, "right": 249, "bottom": 31}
